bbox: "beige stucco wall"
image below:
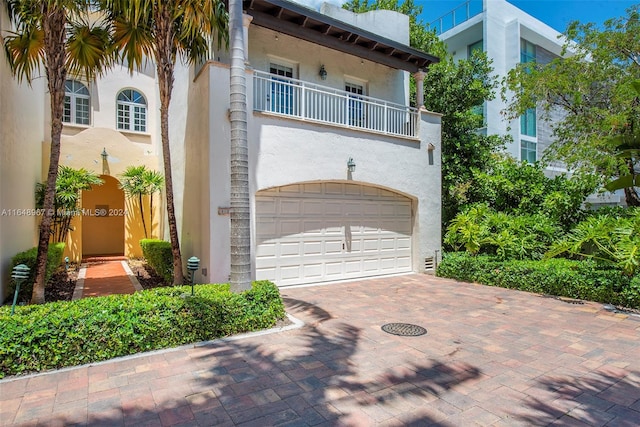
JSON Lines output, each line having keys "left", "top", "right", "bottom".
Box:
{"left": 0, "top": 7, "right": 45, "bottom": 300}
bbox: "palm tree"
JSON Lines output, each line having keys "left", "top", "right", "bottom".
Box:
{"left": 143, "top": 169, "right": 164, "bottom": 239}
{"left": 101, "top": 0, "right": 228, "bottom": 285}
{"left": 228, "top": 0, "right": 251, "bottom": 292}
{"left": 119, "top": 165, "right": 149, "bottom": 238}
{"left": 36, "top": 166, "right": 104, "bottom": 242}
{"left": 119, "top": 165, "right": 164, "bottom": 239}
{"left": 3, "top": 0, "right": 112, "bottom": 303}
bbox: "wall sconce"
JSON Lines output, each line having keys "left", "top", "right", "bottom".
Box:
{"left": 319, "top": 64, "right": 327, "bottom": 80}
{"left": 347, "top": 157, "right": 356, "bottom": 173}
{"left": 101, "top": 147, "right": 108, "bottom": 161}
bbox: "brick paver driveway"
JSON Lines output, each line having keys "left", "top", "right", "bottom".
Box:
{"left": 2, "top": 274, "right": 639, "bottom": 426}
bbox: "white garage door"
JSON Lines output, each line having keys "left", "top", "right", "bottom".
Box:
{"left": 256, "top": 182, "right": 412, "bottom": 286}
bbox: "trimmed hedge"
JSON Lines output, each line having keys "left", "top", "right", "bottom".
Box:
{"left": 437, "top": 252, "right": 640, "bottom": 309}
{"left": 140, "top": 239, "right": 172, "bottom": 284}
{"left": 0, "top": 281, "right": 285, "bottom": 378}
{"left": 6, "top": 243, "right": 66, "bottom": 303}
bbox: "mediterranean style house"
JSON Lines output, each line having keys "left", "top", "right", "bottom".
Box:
{"left": 0, "top": 0, "right": 442, "bottom": 298}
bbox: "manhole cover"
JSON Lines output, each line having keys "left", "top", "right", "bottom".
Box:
{"left": 381, "top": 323, "right": 427, "bottom": 336}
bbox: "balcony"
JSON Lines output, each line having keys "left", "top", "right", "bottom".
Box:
{"left": 252, "top": 70, "right": 419, "bottom": 138}
{"left": 429, "top": 0, "right": 483, "bottom": 35}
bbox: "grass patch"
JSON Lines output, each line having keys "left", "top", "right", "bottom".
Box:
{"left": 0, "top": 281, "right": 285, "bottom": 379}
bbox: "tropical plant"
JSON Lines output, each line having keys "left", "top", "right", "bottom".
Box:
{"left": 228, "top": 0, "right": 251, "bottom": 292}
{"left": 444, "top": 204, "right": 560, "bottom": 260}
{"left": 546, "top": 210, "right": 640, "bottom": 275}
{"left": 100, "top": 0, "right": 228, "bottom": 285}
{"left": 35, "top": 166, "right": 103, "bottom": 242}
{"left": 604, "top": 80, "right": 640, "bottom": 195}
{"left": 119, "top": 165, "right": 164, "bottom": 239}
{"left": 458, "top": 155, "right": 598, "bottom": 229}
{"left": 3, "top": 0, "right": 113, "bottom": 303}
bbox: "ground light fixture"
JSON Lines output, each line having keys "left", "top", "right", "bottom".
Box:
{"left": 10, "top": 264, "right": 30, "bottom": 315}
{"left": 187, "top": 256, "right": 200, "bottom": 296}
{"left": 347, "top": 157, "right": 356, "bottom": 173}
{"left": 319, "top": 64, "right": 327, "bottom": 80}
{"left": 101, "top": 148, "right": 108, "bottom": 161}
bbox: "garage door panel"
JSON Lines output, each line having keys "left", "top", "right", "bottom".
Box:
{"left": 303, "top": 241, "right": 322, "bottom": 256}
{"left": 256, "top": 183, "right": 413, "bottom": 286}
{"left": 325, "top": 240, "right": 343, "bottom": 254}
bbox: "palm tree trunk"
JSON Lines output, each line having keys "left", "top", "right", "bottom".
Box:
{"left": 32, "top": 6, "right": 67, "bottom": 304}
{"left": 155, "top": 5, "right": 183, "bottom": 285}
{"left": 139, "top": 193, "right": 148, "bottom": 238}
{"left": 229, "top": 0, "right": 251, "bottom": 292}
{"left": 150, "top": 193, "right": 154, "bottom": 239}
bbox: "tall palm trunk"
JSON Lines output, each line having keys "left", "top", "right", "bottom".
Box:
{"left": 155, "top": 4, "right": 183, "bottom": 285}
{"left": 139, "top": 193, "right": 148, "bottom": 238}
{"left": 229, "top": 0, "right": 251, "bottom": 292}
{"left": 32, "top": 5, "right": 67, "bottom": 304}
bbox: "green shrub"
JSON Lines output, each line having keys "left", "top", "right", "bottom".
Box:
{"left": 0, "top": 281, "right": 285, "bottom": 378}
{"left": 437, "top": 252, "right": 638, "bottom": 308}
{"left": 6, "top": 243, "right": 65, "bottom": 303}
{"left": 140, "top": 239, "right": 173, "bottom": 284}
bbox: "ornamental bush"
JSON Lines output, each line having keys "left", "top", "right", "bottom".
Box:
{"left": 437, "top": 252, "right": 639, "bottom": 308}
{"left": 140, "top": 239, "right": 172, "bottom": 284}
{"left": 6, "top": 243, "right": 65, "bottom": 304}
{"left": 0, "top": 281, "right": 285, "bottom": 378}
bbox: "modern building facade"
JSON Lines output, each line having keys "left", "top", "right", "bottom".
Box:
{"left": 0, "top": 0, "right": 443, "bottom": 298}
{"left": 434, "top": 0, "right": 568, "bottom": 164}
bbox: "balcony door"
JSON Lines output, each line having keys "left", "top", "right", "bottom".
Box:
{"left": 269, "top": 63, "right": 295, "bottom": 115}
{"left": 345, "top": 81, "right": 365, "bottom": 127}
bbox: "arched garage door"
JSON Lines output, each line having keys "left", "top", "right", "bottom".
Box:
{"left": 256, "top": 182, "right": 412, "bottom": 286}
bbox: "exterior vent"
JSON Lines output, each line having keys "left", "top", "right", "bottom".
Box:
{"left": 424, "top": 256, "right": 435, "bottom": 271}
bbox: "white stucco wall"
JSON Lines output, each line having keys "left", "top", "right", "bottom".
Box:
{"left": 439, "top": 0, "right": 570, "bottom": 159}
{"left": 0, "top": 8, "right": 45, "bottom": 300}
{"left": 319, "top": 3, "right": 410, "bottom": 45}
{"left": 204, "top": 63, "right": 441, "bottom": 283}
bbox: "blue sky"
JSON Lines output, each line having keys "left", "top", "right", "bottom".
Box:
{"left": 419, "top": 0, "right": 638, "bottom": 33}
{"left": 295, "top": 0, "right": 638, "bottom": 34}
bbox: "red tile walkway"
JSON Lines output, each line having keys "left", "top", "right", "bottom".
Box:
{"left": 73, "top": 259, "right": 142, "bottom": 299}
{"left": 2, "top": 274, "right": 640, "bottom": 426}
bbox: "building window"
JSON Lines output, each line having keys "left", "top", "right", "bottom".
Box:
{"left": 117, "top": 89, "right": 147, "bottom": 132}
{"left": 269, "top": 63, "right": 295, "bottom": 115}
{"left": 520, "top": 39, "right": 536, "bottom": 64}
{"left": 520, "top": 107, "right": 536, "bottom": 137}
{"left": 63, "top": 80, "right": 90, "bottom": 125}
{"left": 345, "top": 82, "right": 365, "bottom": 127}
{"left": 468, "top": 39, "right": 483, "bottom": 58}
{"left": 521, "top": 140, "right": 537, "bottom": 163}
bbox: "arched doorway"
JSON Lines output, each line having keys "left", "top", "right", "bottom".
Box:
{"left": 82, "top": 175, "right": 125, "bottom": 256}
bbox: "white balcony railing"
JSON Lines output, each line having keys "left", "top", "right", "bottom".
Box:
{"left": 253, "top": 70, "right": 419, "bottom": 138}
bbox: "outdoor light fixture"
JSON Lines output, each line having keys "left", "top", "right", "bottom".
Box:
{"left": 187, "top": 256, "right": 200, "bottom": 296}
{"left": 319, "top": 65, "right": 327, "bottom": 80}
{"left": 347, "top": 157, "right": 356, "bottom": 173}
{"left": 10, "top": 264, "right": 30, "bottom": 315}
{"left": 101, "top": 147, "right": 108, "bottom": 161}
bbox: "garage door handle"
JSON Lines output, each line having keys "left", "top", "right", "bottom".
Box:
{"left": 342, "top": 242, "right": 345, "bottom": 250}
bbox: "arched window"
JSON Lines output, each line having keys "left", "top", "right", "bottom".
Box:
{"left": 63, "top": 80, "right": 90, "bottom": 125}
{"left": 117, "top": 89, "right": 147, "bottom": 132}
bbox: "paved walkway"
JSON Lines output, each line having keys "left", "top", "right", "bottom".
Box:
{"left": 73, "top": 259, "right": 142, "bottom": 300}
{"left": 2, "top": 274, "right": 640, "bottom": 426}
